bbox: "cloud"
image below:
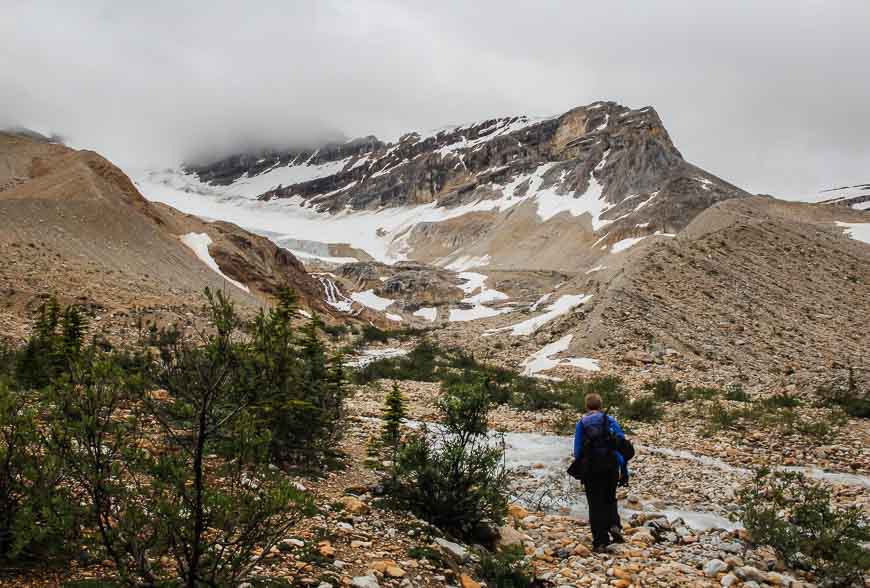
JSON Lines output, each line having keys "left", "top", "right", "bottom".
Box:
{"left": 1, "top": 0, "right": 868, "bottom": 196}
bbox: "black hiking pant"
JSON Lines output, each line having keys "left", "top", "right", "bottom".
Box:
{"left": 583, "top": 470, "right": 620, "bottom": 546}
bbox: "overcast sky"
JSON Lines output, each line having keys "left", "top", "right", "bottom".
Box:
{"left": 2, "top": 0, "right": 868, "bottom": 197}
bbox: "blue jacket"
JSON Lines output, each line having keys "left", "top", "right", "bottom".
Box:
{"left": 574, "top": 411, "right": 629, "bottom": 478}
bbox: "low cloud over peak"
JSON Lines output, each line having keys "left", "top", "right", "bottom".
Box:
{"left": 2, "top": 0, "right": 868, "bottom": 196}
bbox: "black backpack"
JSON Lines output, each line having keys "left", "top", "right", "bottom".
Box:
{"left": 567, "top": 412, "right": 618, "bottom": 480}
{"left": 582, "top": 411, "right": 618, "bottom": 474}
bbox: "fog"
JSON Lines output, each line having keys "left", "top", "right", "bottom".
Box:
{"left": 2, "top": 0, "right": 868, "bottom": 196}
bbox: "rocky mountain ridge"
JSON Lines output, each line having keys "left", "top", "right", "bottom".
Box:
{"left": 172, "top": 101, "right": 751, "bottom": 270}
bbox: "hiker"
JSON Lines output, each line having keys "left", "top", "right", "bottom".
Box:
{"left": 572, "top": 393, "right": 630, "bottom": 551}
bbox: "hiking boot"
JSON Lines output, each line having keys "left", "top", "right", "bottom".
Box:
{"left": 609, "top": 525, "right": 625, "bottom": 544}
{"left": 592, "top": 543, "right": 611, "bottom": 553}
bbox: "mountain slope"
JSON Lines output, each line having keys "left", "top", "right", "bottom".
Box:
{"left": 457, "top": 196, "right": 870, "bottom": 387}
{"left": 0, "top": 132, "right": 329, "bottom": 339}
{"left": 140, "top": 101, "right": 751, "bottom": 271}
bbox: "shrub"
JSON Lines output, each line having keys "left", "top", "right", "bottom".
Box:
{"left": 478, "top": 544, "right": 533, "bottom": 588}
{"left": 243, "top": 290, "right": 347, "bottom": 465}
{"left": 818, "top": 368, "right": 870, "bottom": 419}
{"left": 561, "top": 376, "right": 627, "bottom": 411}
{"left": 738, "top": 469, "right": 870, "bottom": 587}
{"left": 392, "top": 380, "right": 510, "bottom": 541}
{"left": 618, "top": 396, "right": 663, "bottom": 423}
{"left": 354, "top": 340, "right": 440, "bottom": 384}
{"left": 646, "top": 378, "right": 684, "bottom": 403}
{"left": 761, "top": 392, "right": 801, "bottom": 409}
{"left": 381, "top": 382, "right": 407, "bottom": 484}
{"left": 724, "top": 382, "right": 751, "bottom": 402}
{"left": 50, "top": 290, "right": 317, "bottom": 587}
{"left": 360, "top": 324, "right": 390, "bottom": 344}
{"left": 703, "top": 401, "right": 741, "bottom": 434}
{"left": 683, "top": 386, "right": 720, "bottom": 400}
{"left": 0, "top": 383, "right": 77, "bottom": 561}
{"left": 15, "top": 298, "right": 88, "bottom": 389}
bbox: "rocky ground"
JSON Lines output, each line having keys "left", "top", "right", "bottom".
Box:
{"left": 4, "top": 344, "right": 869, "bottom": 587}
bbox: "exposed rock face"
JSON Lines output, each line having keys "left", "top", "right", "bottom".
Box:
{"left": 815, "top": 183, "right": 870, "bottom": 210}
{"left": 337, "top": 261, "right": 464, "bottom": 306}
{"left": 183, "top": 101, "right": 751, "bottom": 269}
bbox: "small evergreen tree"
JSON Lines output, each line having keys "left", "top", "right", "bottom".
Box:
{"left": 381, "top": 382, "right": 407, "bottom": 480}
{"left": 392, "top": 380, "right": 510, "bottom": 541}
{"left": 246, "top": 288, "right": 346, "bottom": 465}
{"left": 49, "top": 290, "right": 317, "bottom": 586}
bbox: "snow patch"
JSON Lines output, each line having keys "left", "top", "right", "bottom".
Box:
{"left": 448, "top": 271, "right": 511, "bottom": 322}
{"left": 490, "top": 294, "right": 592, "bottom": 336}
{"left": 413, "top": 307, "right": 438, "bottom": 322}
{"left": 179, "top": 233, "right": 250, "bottom": 293}
{"left": 350, "top": 289, "right": 395, "bottom": 311}
{"left": 534, "top": 153, "right": 612, "bottom": 229}
{"left": 529, "top": 293, "right": 551, "bottom": 312}
{"left": 443, "top": 255, "right": 491, "bottom": 271}
{"left": 521, "top": 335, "right": 600, "bottom": 377}
{"left": 345, "top": 347, "right": 410, "bottom": 368}
{"left": 836, "top": 221, "right": 870, "bottom": 245}
{"left": 611, "top": 236, "right": 647, "bottom": 253}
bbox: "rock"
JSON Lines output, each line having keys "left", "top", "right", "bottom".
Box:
{"left": 340, "top": 496, "right": 370, "bottom": 515}
{"left": 435, "top": 537, "right": 468, "bottom": 563}
{"left": 497, "top": 525, "right": 526, "bottom": 547}
{"left": 351, "top": 576, "right": 379, "bottom": 588}
{"left": 318, "top": 541, "right": 336, "bottom": 558}
{"left": 385, "top": 566, "right": 405, "bottom": 578}
{"left": 720, "top": 573, "right": 739, "bottom": 587}
{"left": 630, "top": 529, "right": 655, "bottom": 544}
{"left": 508, "top": 504, "right": 529, "bottom": 520}
{"left": 625, "top": 350, "right": 654, "bottom": 365}
{"left": 704, "top": 559, "right": 728, "bottom": 577}
{"left": 317, "top": 583, "right": 333, "bottom": 588}
{"left": 611, "top": 581, "right": 631, "bottom": 588}
{"left": 735, "top": 565, "right": 767, "bottom": 583}
{"left": 459, "top": 574, "right": 481, "bottom": 588}
{"left": 573, "top": 543, "right": 591, "bottom": 557}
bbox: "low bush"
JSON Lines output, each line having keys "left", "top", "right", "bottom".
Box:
{"left": 0, "top": 383, "right": 77, "bottom": 561}
{"left": 761, "top": 392, "right": 801, "bottom": 409}
{"left": 818, "top": 368, "right": 870, "bottom": 419}
{"left": 683, "top": 386, "right": 720, "bottom": 400}
{"left": 738, "top": 469, "right": 870, "bottom": 587}
{"left": 646, "top": 378, "right": 684, "bottom": 403}
{"left": 478, "top": 544, "right": 533, "bottom": 588}
{"left": 618, "top": 396, "right": 663, "bottom": 423}
{"left": 724, "top": 383, "right": 751, "bottom": 402}
{"left": 561, "top": 376, "right": 627, "bottom": 411}
{"left": 390, "top": 380, "right": 511, "bottom": 541}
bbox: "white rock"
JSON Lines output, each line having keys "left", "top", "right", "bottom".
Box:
{"left": 351, "top": 576, "right": 380, "bottom": 588}
{"left": 435, "top": 537, "right": 468, "bottom": 562}
{"left": 704, "top": 559, "right": 728, "bottom": 577}
{"left": 721, "top": 573, "right": 739, "bottom": 587}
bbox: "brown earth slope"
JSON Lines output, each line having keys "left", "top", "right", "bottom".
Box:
{"left": 0, "top": 132, "right": 329, "bottom": 340}
{"left": 576, "top": 197, "right": 870, "bottom": 387}
{"left": 460, "top": 196, "right": 870, "bottom": 390}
